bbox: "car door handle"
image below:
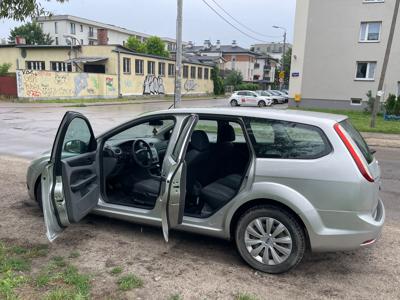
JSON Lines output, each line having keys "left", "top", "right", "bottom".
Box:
{"left": 70, "top": 174, "right": 97, "bottom": 192}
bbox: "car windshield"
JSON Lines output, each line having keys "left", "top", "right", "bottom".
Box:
{"left": 270, "top": 91, "right": 280, "bottom": 96}
{"left": 340, "top": 119, "right": 373, "bottom": 164}
{"left": 260, "top": 91, "right": 271, "bottom": 96}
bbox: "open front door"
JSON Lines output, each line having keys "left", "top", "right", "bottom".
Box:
{"left": 161, "top": 114, "right": 198, "bottom": 242}
{"left": 41, "top": 111, "right": 99, "bottom": 241}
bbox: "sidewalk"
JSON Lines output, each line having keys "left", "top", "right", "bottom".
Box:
{"left": 0, "top": 96, "right": 225, "bottom": 108}
{"left": 362, "top": 132, "right": 400, "bottom": 148}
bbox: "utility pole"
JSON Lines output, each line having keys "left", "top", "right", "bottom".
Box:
{"left": 174, "top": 0, "right": 183, "bottom": 108}
{"left": 371, "top": 0, "right": 400, "bottom": 128}
{"left": 273, "top": 25, "right": 287, "bottom": 90}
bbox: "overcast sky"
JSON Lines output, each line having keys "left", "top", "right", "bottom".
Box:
{"left": 0, "top": 0, "right": 296, "bottom": 47}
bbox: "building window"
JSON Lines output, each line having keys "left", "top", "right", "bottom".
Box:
{"left": 89, "top": 40, "right": 94, "bottom": 45}
{"left": 147, "top": 61, "right": 155, "bottom": 75}
{"left": 360, "top": 22, "right": 381, "bottom": 41}
{"left": 89, "top": 27, "right": 94, "bottom": 37}
{"left": 183, "top": 65, "right": 189, "bottom": 78}
{"left": 135, "top": 59, "right": 144, "bottom": 74}
{"left": 197, "top": 67, "right": 203, "bottom": 79}
{"left": 26, "top": 61, "right": 45, "bottom": 70}
{"left": 38, "top": 23, "right": 43, "bottom": 29}
{"left": 54, "top": 22, "right": 58, "bottom": 34}
{"left": 168, "top": 63, "right": 175, "bottom": 76}
{"left": 204, "top": 68, "right": 209, "bottom": 80}
{"left": 254, "top": 63, "right": 260, "bottom": 69}
{"left": 123, "top": 57, "right": 131, "bottom": 74}
{"left": 356, "top": 62, "right": 376, "bottom": 80}
{"left": 51, "top": 62, "right": 72, "bottom": 72}
{"left": 70, "top": 23, "right": 76, "bottom": 34}
{"left": 190, "top": 66, "right": 196, "bottom": 79}
{"left": 350, "top": 98, "right": 362, "bottom": 105}
{"left": 80, "top": 24, "right": 83, "bottom": 32}
{"left": 158, "top": 62, "right": 165, "bottom": 76}
{"left": 55, "top": 37, "right": 59, "bottom": 45}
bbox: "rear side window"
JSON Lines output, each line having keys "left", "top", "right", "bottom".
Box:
{"left": 340, "top": 119, "right": 373, "bottom": 163}
{"left": 245, "top": 117, "right": 332, "bottom": 159}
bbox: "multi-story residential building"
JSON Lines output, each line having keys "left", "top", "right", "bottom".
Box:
{"left": 251, "top": 42, "right": 292, "bottom": 61}
{"left": 289, "top": 0, "right": 400, "bottom": 109}
{"left": 253, "top": 55, "right": 278, "bottom": 89}
{"left": 35, "top": 15, "right": 178, "bottom": 51}
{"left": 184, "top": 40, "right": 259, "bottom": 82}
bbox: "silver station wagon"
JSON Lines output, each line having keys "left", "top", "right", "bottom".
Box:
{"left": 26, "top": 108, "right": 385, "bottom": 274}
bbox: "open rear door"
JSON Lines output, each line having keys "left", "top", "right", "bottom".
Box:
{"left": 161, "top": 114, "right": 198, "bottom": 242}
{"left": 41, "top": 111, "right": 99, "bottom": 241}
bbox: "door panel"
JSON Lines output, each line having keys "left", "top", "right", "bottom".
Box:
{"left": 161, "top": 114, "right": 198, "bottom": 242}
{"left": 41, "top": 111, "right": 98, "bottom": 241}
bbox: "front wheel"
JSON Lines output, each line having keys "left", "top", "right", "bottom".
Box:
{"left": 235, "top": 205, "right": 306, "bottom": 274}
{"left": 230, "top": 99, "right": 238, "bottom": 107}
{"left": 258, "top": 100, "right": 266, "bottom": 107}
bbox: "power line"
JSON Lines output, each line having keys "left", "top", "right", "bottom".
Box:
{"left": 209, "top": 0, "right": 281, "bottom": 39}
{"left": 201, "top": 0, "right": 273, "bottom": 43}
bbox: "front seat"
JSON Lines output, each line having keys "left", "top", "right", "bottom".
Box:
{"left": 133, "top": 130, "right": 210, "bottom": 207}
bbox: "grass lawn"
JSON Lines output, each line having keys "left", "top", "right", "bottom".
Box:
{"left": 290, "top": 107, "right": 400, "bottom": 134}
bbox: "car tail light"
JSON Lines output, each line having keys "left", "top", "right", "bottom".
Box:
{"left": 334, "top": 123, "right": 374, "bottom": 182}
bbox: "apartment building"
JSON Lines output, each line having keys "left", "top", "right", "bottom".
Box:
{"left": 35, "top": 15, "right": 178, "bottom": 51}
{"left": 185, "top": 40, "right": 259, "bottom": 82}
{"left": 251, "top": 42, "right": 292, "bottom": 61}
{"left": 289, "top": 0, "right": 400, "bottom": 109}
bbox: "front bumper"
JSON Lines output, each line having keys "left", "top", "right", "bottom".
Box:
{"left": 309, "top": 198, "right": 385, "bottom": 252}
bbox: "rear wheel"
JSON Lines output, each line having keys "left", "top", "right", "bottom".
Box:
{"left": 235, "top": 205, "right": 306, "bottom": 274}
{"left": 258, "top": 100, "right": 266, "bottom": 107}
{"left": 230, "top": 99, "right": 238, "bottom": 107}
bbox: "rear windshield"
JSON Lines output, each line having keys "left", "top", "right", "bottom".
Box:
{"left": 340, "top": 119, "right": 373, "bottom": 164}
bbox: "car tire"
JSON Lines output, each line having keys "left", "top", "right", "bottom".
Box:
{"left": 235, "top": 205, "right": 306, "bottom": 274}
{"left": 35, "top": 177, "right": 43, "bottom": 211}
{"left": 273, "top": 99, "right": 278, "bottom": 105}
{"left": 230, "top": 99, "right": 238, "bottom": 107}
{"left": 258, "top": 100, "right": 266, "bottom": 107}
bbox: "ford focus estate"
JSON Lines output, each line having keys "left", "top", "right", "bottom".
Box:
{"left": 26, "top": 108, "right": 385, "bottom": 274}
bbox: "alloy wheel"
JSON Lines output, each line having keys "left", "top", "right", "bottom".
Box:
{"left": 245, "top": 217, "right": 292, "bottom": 265}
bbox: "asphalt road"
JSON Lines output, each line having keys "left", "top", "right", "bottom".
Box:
{"left": 0, "top": 146, "right": 398, "bottom": 299}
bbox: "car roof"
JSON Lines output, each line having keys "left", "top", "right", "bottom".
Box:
{"left": 145, "top": 107, "right": 347, "bottom": 126}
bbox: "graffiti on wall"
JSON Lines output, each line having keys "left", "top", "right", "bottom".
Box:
{"left": 184, "top": 79, "right": 197, "bottom": 92}
{"left": 17, "top": 70, "right": 118, "bottom": 99}
{"left": 74, "top": 73, "right": 89, "bottom": 96}
{"left": 143, "top": 75, "right": 165, "bottom": 95}
{"left": 106, "top": 77, "right": 115, "bottom": 92}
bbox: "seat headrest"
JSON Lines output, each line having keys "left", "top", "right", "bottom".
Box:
{"left": 218, "top": 123, "right": 235, "bottom": 143}
{"left": 190, "top": 130, "right": 210, "bottom": 151}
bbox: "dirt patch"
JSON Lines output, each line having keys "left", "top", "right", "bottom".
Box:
{"left": 0, "top": 155, "right": 400, "bottom": 299}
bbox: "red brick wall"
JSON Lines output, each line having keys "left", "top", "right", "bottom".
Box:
{"left": 0, "top": 75, "right": 17, "bottom": 96}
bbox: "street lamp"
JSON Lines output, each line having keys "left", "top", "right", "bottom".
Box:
{"left": 272, "top": 25, "right": 287, "bottom": 89}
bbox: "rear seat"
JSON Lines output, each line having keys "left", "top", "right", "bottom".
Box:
{"left": 200, "top": 174, "right": 242, "bottom": 211}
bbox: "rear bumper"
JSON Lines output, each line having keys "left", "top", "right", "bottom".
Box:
{"left": 309, "top": 198, "right": 385, "bottom": 252}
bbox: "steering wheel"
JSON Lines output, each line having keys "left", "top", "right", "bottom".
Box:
{"left": 132, "top": 139, "right": 154, "bottom": 168}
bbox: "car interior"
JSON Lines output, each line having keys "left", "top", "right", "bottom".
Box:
{"left": 101, "top": 116, "right": 251, "bottom": 217}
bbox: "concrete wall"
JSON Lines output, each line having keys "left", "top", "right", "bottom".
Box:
{"left": 289, "top": 0, "right": 400, "bottom": 109}
{"left": 16, "top": 70, "right": 118, "bottom": 99}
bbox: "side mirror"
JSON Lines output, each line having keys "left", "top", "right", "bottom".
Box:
{"left": 64, "top": 140, "right": 87, "bottom": 154}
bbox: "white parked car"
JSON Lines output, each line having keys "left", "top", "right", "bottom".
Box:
{"left": 229, "top": 91, "right": 273, "bottom": 107}
{"left": 260, "top": 91, "right": 286, "bottom": 104}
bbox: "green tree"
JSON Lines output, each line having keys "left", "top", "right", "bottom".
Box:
{"left": 9, "top": 22, "right": 53, "bottom": 45}
{"left": 0, "top": 63, "right": 12, "bottom": 75}
{"left": 0, "top": 0, "right": 66, "bottom": 21}
{"left": 224, "top": 70, "right": 243, "bottom": 89}
{"left": 385, "top": 94, "right": 397, "bottom": 115}
{"left": 144, "top": 36, "right": 169, "bottom": 57}
{"left": 280, "top": 47, "right": 292, "bottom": 88}
{"left": 125, "top": 36, "right": 146, "bottom": 53}
{"left": 211, "top": 66, "right": 224, "bottom": 95}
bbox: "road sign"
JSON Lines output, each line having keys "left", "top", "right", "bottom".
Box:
{"left": 279, "top": 71, "right": 285, "bottom": 79}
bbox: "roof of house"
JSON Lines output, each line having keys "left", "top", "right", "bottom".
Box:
{"left": 184, "top": 44, "right": 259, "bottom": 56}
{"left": 35, "top": 15, "right": 177, "bottom": 44}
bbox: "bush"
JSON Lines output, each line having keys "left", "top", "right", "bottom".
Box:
{"left": 385, "top": 94, "right": 397, "bottom": 115}
{"left": 224, "top": 70, "right": 243, "bottom": 88}
{"left": 0, "top": 63, "right": 11, "bottom": 76}
{"left": 364, "top": 90, "right": 376, "bottom": 113}
{"left": 211, "top": 67, "right": 224, "bottom": 95}
{"left": 236, "top": 83, "right": 259, "bottom": 91}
